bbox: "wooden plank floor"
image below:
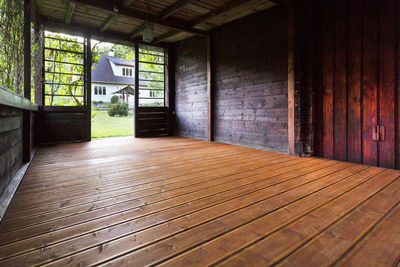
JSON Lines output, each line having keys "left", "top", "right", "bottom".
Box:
{"left": 0, "top": 136, "right": 399, "bottom": 266}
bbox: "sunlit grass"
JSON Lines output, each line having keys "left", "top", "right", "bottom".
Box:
{"left": 91, "top": 110, "right": 134, "bottom": 139}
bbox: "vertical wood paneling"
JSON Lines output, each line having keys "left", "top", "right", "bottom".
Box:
{"left": 333, "top": 0, "right": 347, "bottom": 161}
{"left": 322, "top": 0, "right": 335, "bottom": 159}
{"left": 398, "top": 0, "right": 400, "bottom": 170}
{"left": 300, "top": 0, "right": 315, "bottom": 155}
{"left": 362, "top": 0, "right": 379, "bottom": 166}
{"left": 312, "top": 0, "right": 399, "bottom": 169}
{"left": 378, "top": 0, "right": 397, "bottom": 169}
{"left": 347, "top": 0, "right": 362, "bottom": 163}
{"left": 312, "top": 0, "right": 324, "bottom": 157}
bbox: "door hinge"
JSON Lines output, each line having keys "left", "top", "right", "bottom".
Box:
{"left": 372, "top": 125, "right": 379, "bottom": 141}
{"left": 372, "top": 125, "right": 385, "bottom": 142}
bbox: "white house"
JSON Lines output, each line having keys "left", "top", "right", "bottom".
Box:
{"left": 92, "top": 51, "right": 163, "bottom": 107}
{"left": 92, "top": 52, "right": 136, "bottom": 106}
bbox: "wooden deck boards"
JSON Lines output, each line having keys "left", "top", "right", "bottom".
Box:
{"left": 0, "top": 137, "right": 399, "bottom": 266}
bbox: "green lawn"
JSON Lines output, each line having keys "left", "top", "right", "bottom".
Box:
{"left": 91, "top": 110, "right": 134, "bottom": 139}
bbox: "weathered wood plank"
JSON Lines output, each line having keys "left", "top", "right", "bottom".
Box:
{"left": 322, "top": 0, "right": 335, "bottom": 159}
{"left": 333, "top": 0, "right": 347, "bottom": 161}
{"left": 362, "top": 0, "right": 379, "bottom": 166}
{"left": 346, "top": 0, "right": 362, "bottom": 164}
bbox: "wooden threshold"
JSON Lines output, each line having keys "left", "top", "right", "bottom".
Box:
{"left": 0, "top": 137, "right": 399, "bottom": 266}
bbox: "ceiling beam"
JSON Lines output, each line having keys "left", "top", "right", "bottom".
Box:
{"left": 190, "top": 0, "right": 249, "bottom": 26}
{"left": 153, "top": 31, "right": 180, "bottom": 44}
{"left": 40, "top": 16, "right": 169, "bottom": 48}
{"left": 122, "top": 0, "right": 135, "bottom": 8}
{"left": 155, "top": 0, "right": 250, "bottom": 43}
{"left": 160, "top": 0, "right": 194, "bottom": 19}
{"left": 64, "top": 2, "right": 76, "bottom": 24}
{"left": 129, "top": 22, "right": 146, "bottom": 39}
{"left": 99, "top": 14, "right": 115, "bottom": 32}
{"left": 71, "top": 0, "right": 207, "bottom": 36}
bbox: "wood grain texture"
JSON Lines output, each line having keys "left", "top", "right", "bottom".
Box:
{"left": 362, "top": 0, "right": 379, "bottom": 166}
{"left": 212, "top": 6, "right": 288, "bottom": 153}
{"left": 322, "top": 0, "right": 335, "bottom": 159}
{"left": 0, "top": 106, "right": 24, "bottom": 198}
{"left": 311, "top": 0, "right": 399, "bottom": 169}
{"left": 0, "top": 137, "right": 399, "bottom": 266}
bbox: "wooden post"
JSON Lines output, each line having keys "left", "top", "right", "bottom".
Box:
{"left": 134, "top": 41, "right": 139, "bottom": 137}
{"left": 207, "top": 35, "right": 214, "bottom": 141}
{"left": 85, "top": 34, "right": 92, "bottom": 141}
{"left": 288, "top": 1, "right": 296, "bottom": 155}
{"left": 23, "top": 0, "right": 32, "bottom": 163}
{"left": 167, "top": 46, "right": 175, "bottom": 136}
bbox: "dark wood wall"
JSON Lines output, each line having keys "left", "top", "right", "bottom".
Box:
{"left": 298, "top": 0, "right": 400, "bottom": 169}
{"left": 172, "top": 36, "right": 208, "bottom": 139}
{"left": 172, "top": 6, "right": 289, "bottom": 152}
{"left": 0, "top": 106, "right": 23, "bottom": 196}
{"left": 39, "top": 109, "right": 87, "bottom": 144}
{"left": 212, "top": 6, "right": 288, "bottom": 152}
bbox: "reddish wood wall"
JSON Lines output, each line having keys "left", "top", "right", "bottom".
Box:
{"left": 302, "top": 0, "right": 399, "bottom": 169}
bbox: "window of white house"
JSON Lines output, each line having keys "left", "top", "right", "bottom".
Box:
{"left": 149, "top": 90, "right": 155, "bottom": 98}
{"left": 122, "top": 67, "right": 132, "bottom": 77}
{"left": 103, "top": 87, "right": 106, "bottom": 95}
{"left": 94, "top": 86, "right": 98, "bottom": 95}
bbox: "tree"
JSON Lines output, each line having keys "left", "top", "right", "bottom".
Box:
{"left": 0, "top": 0, "right": 24, "bottom": 94}
{"left": 111, "top": 95, "right": 119, "bottom": 104}
{"left": 44, "top": 32, "right": 103, "bottom": 106}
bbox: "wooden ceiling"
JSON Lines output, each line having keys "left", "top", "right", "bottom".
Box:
{"left": 36, "top": 0, "right": 278, "bottom": 45}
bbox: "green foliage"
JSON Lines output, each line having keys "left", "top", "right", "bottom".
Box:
{"left": 44, "top": 32, "right": 104, "bottom": 106}
{"left": 110, "top": 95, "right": 119, "bottom": 104}
{"left": 108, "top": 102, "right": 129, "bottom": 117}
{"left": 44, "top": 32, "right": 86, "bottom": 106}
{"left": 0, "top": 0, "right": 24, "bottom": 94}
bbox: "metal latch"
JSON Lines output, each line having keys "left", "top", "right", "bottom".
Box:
{"left": 372, "top": 125, "right": 385, "bottom": 142}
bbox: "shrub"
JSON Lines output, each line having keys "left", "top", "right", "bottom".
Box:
{"left": 108, "top": 102, "right": 129, "bottom": 117}
{"left": 111, "top": 95, "right": 119, "bottom": 104}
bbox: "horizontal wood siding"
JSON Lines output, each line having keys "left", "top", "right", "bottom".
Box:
{"left": 136, "top": 107, "right": 169, "bottom": 137}
{"left": 212, "top": 6, "right": 288, "bottom": 153}
{"left": 40, "top": 112, "right": 86, "bottom": 143}
{"left": 0, "top": 105, "right": 23, "bottom": 197}
{"left": 173, "top": 36, "right": 208, "bottom": 139}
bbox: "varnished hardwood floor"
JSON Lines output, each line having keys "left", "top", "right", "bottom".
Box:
{"left": 0, "top": 136, "right": 399, "bottom": 266}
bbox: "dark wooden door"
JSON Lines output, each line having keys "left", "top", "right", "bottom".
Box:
{"left": 313, "top": 0, "right": 398, "bottom": 169}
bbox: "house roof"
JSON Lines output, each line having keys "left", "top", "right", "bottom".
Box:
{"left": 108, "top": 56, "right": 135, "bottom": 67}
{"left": 92, "top": 55, "right": 134, "bottom": 84}
{"left": 113, "top": 85, "right": 135, "bottom": 95}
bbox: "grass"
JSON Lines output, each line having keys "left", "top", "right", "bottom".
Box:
{"left": 91, "top": 110, "right": 134, "bottom": 139}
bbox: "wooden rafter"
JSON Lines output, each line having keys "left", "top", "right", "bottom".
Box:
{"left": 70, "top": 0, "right": 207, "bottom": 36}
{"left": 122, "top": 0, "right": 135, "bottom": 8}
{"left": 129, "top": 22, "right": 146, "bottom": 39}
{"left": 153, "top": 31, "right": 180, "bottom": 44}
{"left": 99, "top": 14, "right": 115, "bottom": 32}
{"left": 65, "top": 2, "right": 76, "bottom": 24}
{"left": 40, "top": 17, "right": 171, "bottom": 49}
{"left": 155, "top": 0, "right": 250, "bottom": 43}
{"left": 160, "top": 0, "right": 194, "bottom": 19}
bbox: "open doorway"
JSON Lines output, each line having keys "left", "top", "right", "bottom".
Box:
{"left": 90, "top": 41, "right": 135, "bottom": 139}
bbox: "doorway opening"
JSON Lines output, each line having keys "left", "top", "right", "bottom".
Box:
{"left": 91, "top": 41, "right": 135, "bottom": 139}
